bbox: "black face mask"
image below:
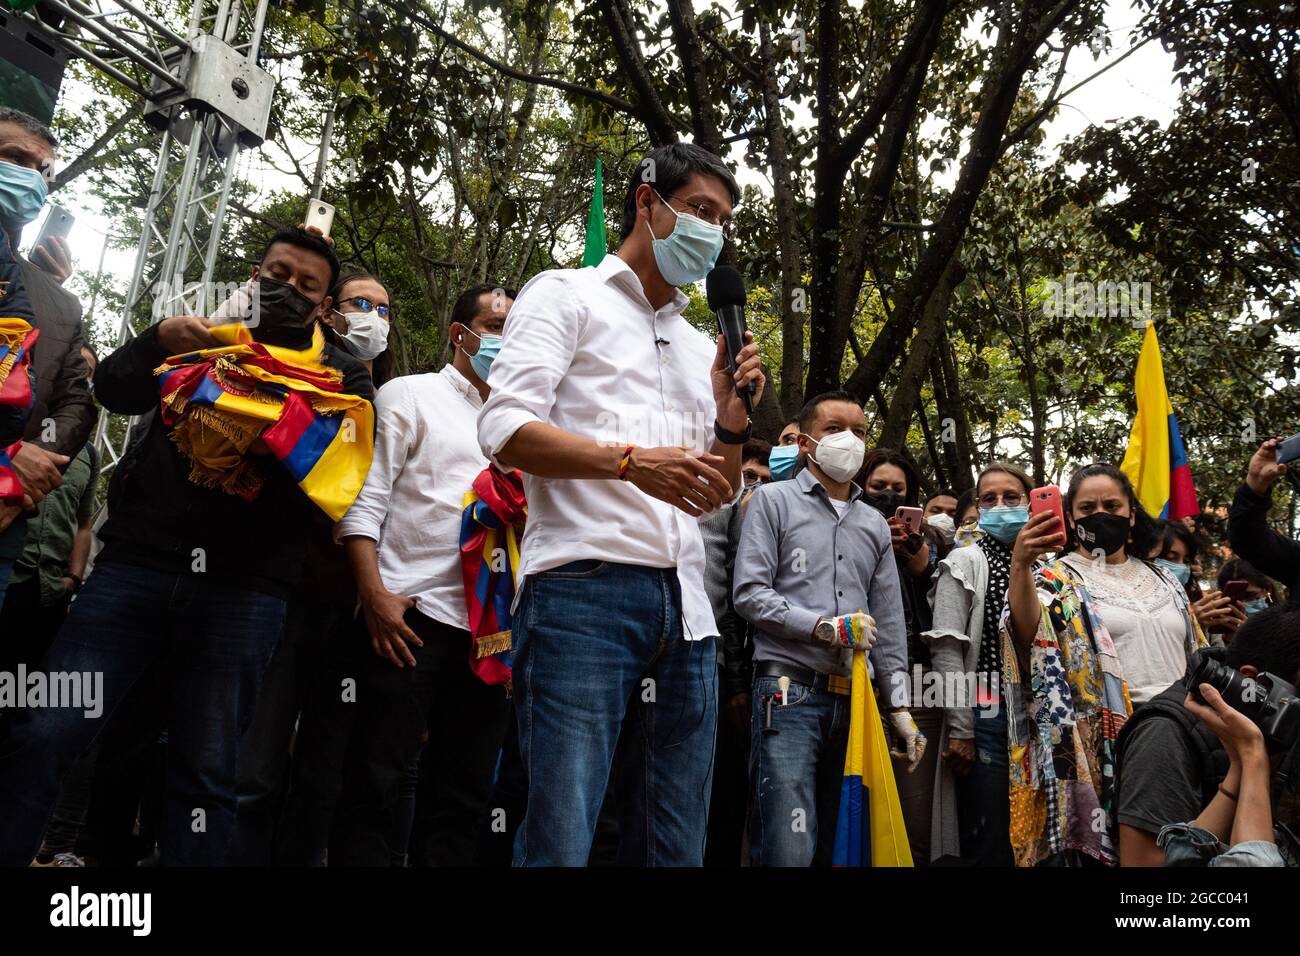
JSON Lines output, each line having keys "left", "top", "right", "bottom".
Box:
{"left": 864, "top": 490, "right": 906, "bottom": 517}
{"left": 251, "top": 276, "right": 318, "bottom": 345}
{"left": 1073, "top": 511, "right": 1130, "bottom": 557}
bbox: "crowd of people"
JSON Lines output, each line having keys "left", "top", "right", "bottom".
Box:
{"left": 0, "top": 107, "right": 1296, "bottom": 868}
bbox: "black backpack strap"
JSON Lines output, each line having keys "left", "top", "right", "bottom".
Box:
{"left": 1117, "top": 680, "right": 1229, "bottom": 809}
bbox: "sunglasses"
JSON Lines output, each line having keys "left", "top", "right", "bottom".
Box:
{"left": 337, "top": 296, "right": 390, "bottom": 320}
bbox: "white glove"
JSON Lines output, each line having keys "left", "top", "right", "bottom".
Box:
{"left": 888, "top": 710, "right": 926, "bottom": 772}
{"left": 829, "top": 612, "right": 877, "bottom": 650}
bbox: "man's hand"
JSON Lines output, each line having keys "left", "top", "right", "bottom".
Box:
{"left": 825, "top": 611, "right": 877, "bottom": 650}
{"left": 888, "top": 709, "right": 926, "bottom": 772}
{"left": 31, "top": 235, "right": 72, "bottom": 283}
{"left": 0, "top": 500, "right": 21, "bottom": 533}
{"left": 1011, "top": 508, "right": 1065, "bottom": 569}
{"left": 1191, "top": 590, "right": 1247, "bottom": 635}
{"left": 156, "top": 316, "right": 220, "bottom": 356}
{"left": 1246, "top": 437, "right": 1287, "bottom": 496}
{"left": 727, "top": 692, "right": 751, "bottom": 736}
{"left": 942, "top": 736, "right": 976, "bottom": 776}
{"left": 624, "top": 445, "right": 732, "bottom": 516}
{"left": 360, "top": 587, "right": 422, "bottom": 668}
{"left": 1185, "top": 683, "right": 1266, "bottom": 765}
{"left": 10, "top": 444, "right": 69, "bottom": 505}
{"left": 297, "top": 222, "right": 335, "bottom": 248}
{"left": 710, "top": 331, "right": 764, "bottom": 432}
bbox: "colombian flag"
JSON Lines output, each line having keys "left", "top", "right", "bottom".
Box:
{"left": 1120, "top": 321, "right": 1198, "bottom": 520}
{"left": 832, "top": 650, "right": 913, "bottom": 867}
{"left": 0, "top": 441, "right": 23, "bottom": 504}
{"left": 458, "top": 465, "right": 526, "bottom": 686}
{"left": 157, "top": 322, "right": 374, "bottom": 521}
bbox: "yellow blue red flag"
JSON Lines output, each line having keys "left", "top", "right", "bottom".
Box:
{"left": 1120, "top": 321, "right": 1198, "bottom": 520}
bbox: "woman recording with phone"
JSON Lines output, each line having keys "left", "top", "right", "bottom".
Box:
{"left": 1003, "top": 462, "right": 1208, "bottom": 867}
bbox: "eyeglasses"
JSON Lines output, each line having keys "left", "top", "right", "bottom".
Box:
{"left": 660, "top": 192, "right": 736, "bottom": 240}
{"left": 978, "top": 492, "right": 1023, "bottom": 509}
{"left": 337, "top": 296, "right": 390, "bottom": 319}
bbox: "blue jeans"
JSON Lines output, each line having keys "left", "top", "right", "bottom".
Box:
{"left": 512, "top": 560, "right": 717, "bottom": 867}
{"left": 956, "top": 703, "right": 1013, "bottom": 866}
{"left": 1158, "top": 822, "right": 1286, "bottom": 867}
{"left": 748, "top": 674, "right": 850, "bottom": 867}
{"left": 0, "top": 560, "right": 285, "bottom": 866}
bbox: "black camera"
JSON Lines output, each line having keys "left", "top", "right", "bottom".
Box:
{"left": 1190, "top": 650, "right": 1300, "bottom": 753}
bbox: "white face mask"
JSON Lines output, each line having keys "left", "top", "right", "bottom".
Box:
{"left": 927, "top": 512, "right": 956, "bottom": 545}
{"left": 337, "top": 310, "right": 390, "bottom": 360}
{"left": 808, "top": 430, "right": 865, "bottom": 483}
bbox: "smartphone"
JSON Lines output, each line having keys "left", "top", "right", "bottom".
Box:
{"left": 895, "top": 506, "right": 924, "bottom": 534}
{"left": 304, "top": 198, "right": 335, "bottom": 237}
{"left": 1029, "top": 484, "right": 1065, "bottom": 533}
{"left": 1277, "top": 432, "right": 1300, "bottom": 466}
{"left": 1223, "top": 580, "right": 1251, "bottom": 603}
{"left": 32, "top": 204, "right": 75, "bottom": 252}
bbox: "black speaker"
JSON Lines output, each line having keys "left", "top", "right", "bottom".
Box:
{"left": 0, "top": 8, "right": 68, "bottom": 124}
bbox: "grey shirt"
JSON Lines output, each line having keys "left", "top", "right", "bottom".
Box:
{"left": 733, "top": 468, "right": 909, "bottom": 693}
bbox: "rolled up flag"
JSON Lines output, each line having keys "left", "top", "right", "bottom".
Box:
{"left": 459, "top": 465, "right": 527, "bottom": 687}
{"left": 155, "top": 321, "right": 374, "bottom": 521}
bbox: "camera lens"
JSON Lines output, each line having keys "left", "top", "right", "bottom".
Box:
{"left": 1191, "top": 653, "right": 1264, "bottom": 719}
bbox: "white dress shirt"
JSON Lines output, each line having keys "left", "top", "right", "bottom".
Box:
{"left": 477, "top": 253, "right": 721, "bottom": 641}
{"left": 338, "top": 364, "right": 488, "bottom": 630}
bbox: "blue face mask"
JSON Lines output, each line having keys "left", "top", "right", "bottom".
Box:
{"left": 462, "top": 327, "right": 502, "bottom": 382}
{"left": 1244, "top": 597, "right": 1270, "bottom": 616}
{"left": 646, "top": 190, "right": 724, "bottom": 286}
{"left": 1154, "top": 557, "right": 1191, "bottom": 586}
{"left": 0, "top": 159, "right": 48, "bottom": 231}
{"left": 978, "top": 505, "right": 1030, "bottom": 544}
{"left": 768, "top": 445, "right": 799, "bottom": 481}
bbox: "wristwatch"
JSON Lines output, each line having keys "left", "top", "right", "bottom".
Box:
{"left": 813, "top": 616, "right": 836, "bottom": 645}
{"left": 713, "top": 418, "right": 752, "bottom": 445}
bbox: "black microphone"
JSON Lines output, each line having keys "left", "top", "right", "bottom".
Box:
{"left": 706, "top": 265, "right": 753, "bottom": 415}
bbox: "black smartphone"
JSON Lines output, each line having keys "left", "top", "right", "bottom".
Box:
{"left": 1278, "top": 432, "right": 1300, "bottom": 466}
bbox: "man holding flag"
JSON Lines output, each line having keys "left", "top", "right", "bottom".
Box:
{"left": 1120, "top": 320, "right": 1199, "bottom": 522}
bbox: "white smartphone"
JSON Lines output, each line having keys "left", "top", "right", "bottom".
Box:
{"left": 304, "top": 198, "right": 335, "bottom": 237}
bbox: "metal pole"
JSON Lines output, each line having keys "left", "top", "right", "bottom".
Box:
{"left": 311, "top": 98, "right": 336, "bottom": 200}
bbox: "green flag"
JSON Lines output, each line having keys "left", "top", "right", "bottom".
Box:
{"left": 581, "top": 158, "right": 606, "bottom": 267}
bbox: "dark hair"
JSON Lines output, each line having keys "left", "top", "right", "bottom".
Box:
{"left": 956, "top": 487, "right": 979, "bottom": 525}
{"left": 260, "top": 226, "right": 340, "bottom": 291}
{"left": 619, "top": 142, "right": 741, "bottom": 239}
{"left": 1156, "top": 519, "right": 1199, "bottom": 564}
{"left": 80, "top": 342, "right": 99, "bottom": 366}
{"left": 0, "top": 106, "right": 57, "bottom": 147}
{"left": 858, "top": 447, "right": 921, "bottom": 507}
{"left": 742, "top": 437, "right": 772, "bottom": 466}
{"left": 1226, "top": 604, "right": 1300, "bottom": 683}
{"left": 451, "top": 283, "right": 517, "bottom": 335}
{"left": 1217, "top": 557, "right": 1279, "bottom": 603}
{"left": 976, "top": 461, "right": 1033, "bottom": 498}
{"left": 797, "top": 389, "right": 861, "bottom": 432}
{"left": 327, "top": 271, "right": 399, "bottom": 388}
{"left": 1063, "top": 462, "right": 1159, "bottom": 558}
{"left": 926, "top": 489, "right": 957, "bottom": 506}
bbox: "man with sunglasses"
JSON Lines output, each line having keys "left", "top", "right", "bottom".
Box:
{"left": 331, "top": 283, "right": 514, "bottom": 866}
{"left": 478, "top": 142, "right": 763, "bottom": 866}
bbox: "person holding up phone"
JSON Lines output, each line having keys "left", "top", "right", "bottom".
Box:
{"left": 1003, "top": 462, "right": 1208, "bottom": 867}
{"left": 1227, "top": 437, "right": 1300, "bottom": 599}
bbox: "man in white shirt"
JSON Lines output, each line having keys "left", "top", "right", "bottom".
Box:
{"left": 477, "top": 142, "right": 764, "bottom": 866}
{"left": 330, "top": 283, "right": 514, "bottom": 866}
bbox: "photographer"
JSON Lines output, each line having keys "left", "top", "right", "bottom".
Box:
{"left": 1115, "top": 603, "right": 1300, "bottom": 866}
{"left": 1156, "top": 683, "right": 1284, "bottom": 867}
{"left": 1228, "top": 437, "right": 1300, "bottom": 598}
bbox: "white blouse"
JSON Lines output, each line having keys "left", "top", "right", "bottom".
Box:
{"left": 1060, "top": 552, "right": 1190, "bottom": 704}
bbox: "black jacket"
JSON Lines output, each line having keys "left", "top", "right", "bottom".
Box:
{"left": 93, "top": 321, "right": 374, "bottom": 599}
{"left": 1227, "top": 482, "right": 1299, "bottom": 599}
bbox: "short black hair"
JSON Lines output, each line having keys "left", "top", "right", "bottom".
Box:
{"left": 926, "top": 489, "right": 957, "bottom": 505}
{"left": 0, "top": 107, "right": 57, "bottom": 148}
{"left": 620, "top": 142, "right": 741, "bottom": 239}
{"left": 451, "top": 283, "right": 517, "bottom": 332}
{"left": 1227, "top": 604, "right": 1300, "bottom": 684}
{"left": 742, "top": 437, "right": 772, "bottom": 466}
{"left": 260, "top": 226, "right": 340, "bottom": 291}
{"left": 797, "top": 389, "right": 861, "bottom": 432}
{"left": 956, "top": 487, "right": 979, "bottom": 523}
{"left": 1064, "top": 462, "right": 1159, "bottom": 559}
{"left": 1157, "top": 518, "right": 1199, "bottom": 564}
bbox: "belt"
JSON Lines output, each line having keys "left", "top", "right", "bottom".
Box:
{"left": 755, "top": 660, "right": 851, "bottom": 697}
